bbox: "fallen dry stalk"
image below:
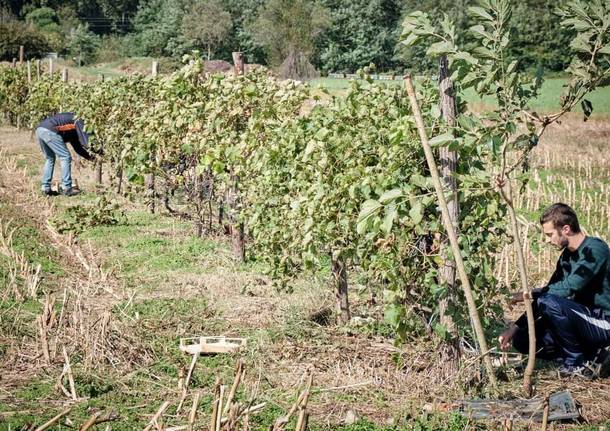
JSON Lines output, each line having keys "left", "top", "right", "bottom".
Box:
{"left": 62, "top": 346, "right": 78, "bottom": 400}
{"left": 142, "top": 401, "right": 170, "bottom": 431}
{"left": 79, "top": 411, "right": 102, "bottom": 431}
{"left": 34, "top": 407, "right": 72, "bottom": 431}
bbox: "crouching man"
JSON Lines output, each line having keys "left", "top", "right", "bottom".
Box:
{"left": 499, "top": 203, "right": 610, "bottom": 378}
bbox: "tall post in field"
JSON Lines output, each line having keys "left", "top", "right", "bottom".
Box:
{"left": 145, "top": 61, "right": 159, "bottom": 213}
{"left": 11, "top": 58, "right": 16, "bottom": 68}
{"left": 332, "top": 253, "right": 350, "bottom": 323}
{"left": 232, "top": 52, "right": 244, "bottom": 75}
{"left": 229, "top": 51, "right": 245, "bottom": 261}
{"left": 438, "top": 56, "right": 460, "bottom": 360}
{"left": 27, "top": 61, "right": 32, "bottom": 83}
{"left": 61, "top": 68, "right": 68, "bottom": 82}
{"left": 404, "top": 75, "right": 497, "bottom": 389}
{"left": 36, "top": 60, "right": 41, "bottom": 78}
{"left": 19, "top": 46, "right": 24, "bottom": 64}
{"left": 48, "top": 58, "right": 54, "bottom": 75}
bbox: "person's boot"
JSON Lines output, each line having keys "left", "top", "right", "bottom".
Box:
{"left": 61, "top": 187, "right": 81, "bottom": 196}
{"left": 42, "top": 188, "right": 58, "bottom": 196}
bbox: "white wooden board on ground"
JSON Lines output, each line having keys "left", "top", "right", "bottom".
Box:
{"left": 179, "top": 336, "right": 247, "bottom": 355}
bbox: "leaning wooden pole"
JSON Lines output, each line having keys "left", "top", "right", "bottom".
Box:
{"left": 498, "top": 179, "right": 536, "bottom": 396}
{"left": 404, "top": 75, "right": 497, "bottom": 388}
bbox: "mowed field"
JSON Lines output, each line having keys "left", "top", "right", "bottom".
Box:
{"left": 1, "top": 108, "right": 610, "bottom": 428}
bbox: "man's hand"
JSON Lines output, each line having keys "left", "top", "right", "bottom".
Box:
{"left": 498, "top": 324, "right": 518, "bottom": 351}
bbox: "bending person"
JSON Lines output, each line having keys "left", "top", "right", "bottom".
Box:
{"left": 36, "top": 112, "right": 93, "bottom": 196}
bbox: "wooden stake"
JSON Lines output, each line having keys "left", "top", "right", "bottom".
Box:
{"left": 61, "top": 68, "right": 68, "bottom": 82}
{"left": 541, "top": 395, "right": 549, "bottom": 431}
{"left": 216, "top": 385, "right": 225, "bottom": 431}
{"left": 38, "top": 315, "right": 50, "bottom": 364}
{"left": 151, "top": 61, "right": 159, "bottom": 77}
{"left": 187, "top": 391, "right": 201, "bottom": 431}
{"left": 36, "top": 59, "right": 41, "bottom": 78}
{"left": 232, "top": 52, "right": 244, "bottom": 75}
{"left": 49, "top": 58, "right": 54, "bottom": 75}
{"left": 27, "top": 61, "right": 32, "bottom": 83}
{"left": 438, "top": 55, "right": 460, "bottom": 343}
{"left": 404, "top": 75, "right": 497, "bottom": 388}
{"left": 223, "top": 361, "right": 244, "bottom": 415}
{"left": 19, "top": 45, "right": 24, "bottom": 64}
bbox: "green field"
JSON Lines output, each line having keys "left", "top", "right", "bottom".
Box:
{"left": 311, "top": 77, "right": 610, "bottom": 114}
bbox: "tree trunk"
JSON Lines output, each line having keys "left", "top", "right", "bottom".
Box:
{"left": 331, "top": 254, "right": 350, "bottom": 324}
{"left": 438, "top": 56, "right": 460, "bottom": 366}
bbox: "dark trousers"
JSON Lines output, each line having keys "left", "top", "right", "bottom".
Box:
{"left": 512, "top": 293, "right": 610, "bottom": 366}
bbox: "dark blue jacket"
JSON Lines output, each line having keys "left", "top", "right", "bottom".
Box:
{"left": 38, "top": 112, "right": 93, "bottom": 160}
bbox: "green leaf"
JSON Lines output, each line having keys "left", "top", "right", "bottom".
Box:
{"left": 381, "top": 204, "right": 397, "bottom": 234}
{"left": 357, "top": 199, "right": 382, "bottom": 223}
{"left": 426, "top": 41, "right": 455, "bottom": 56}
{"left": 384, "top": 304, "right": 403, "bottom": 326}
{"left": 379, "top": 188, "right": 403, "bottom": 204}
{"left": 409, "top": 201, "right": 423, "bottom": 225}
{"left": 468, "top": 6, "right": 495, "bottom": 21}
{"left": 429, "top": 132, "right": 454, "bottom": 147}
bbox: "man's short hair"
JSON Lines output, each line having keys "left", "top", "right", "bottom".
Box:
{"left": 540, "top": 203, "right": 581, "bottom": 233}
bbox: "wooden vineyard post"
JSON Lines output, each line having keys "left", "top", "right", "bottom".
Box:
{"left": 331, "top": 253, "right": 350, "bottom": 323}
{"left": 19, "top": 45, "right": 24, "bottom": 64}
{"left": 438, "top": 55, "right": 460, "bottom": 355}
{"left": 61, "top": 68, "right": 68, "bottom": 82}
{"left": 404, "top": 75, "right": 497, "bottom": 389}
{"left": 228, "top": 51, "right": 246, "bottom": 262}
{"left": 36, "top": 59, "right": 41, "bottom": 78}
{"left": 48, "top": 58, "right": 54, "bottom": 76}
{"left": 145, "top": 173, "right": 156, "bottom": 214}
{"left": 145, "top": 61, "right": 159, "bottom": 213}
{"left": 11, "top": 58, "right": 16, "bottom": 68}
{"left": 27, "top": 61, "right": 32, "bottom": 83}
{"left": 232, "top": 52, "right": 244, "bottom": 75}
{"left": 95, "top": 160, "right": 103, "bottom": 185}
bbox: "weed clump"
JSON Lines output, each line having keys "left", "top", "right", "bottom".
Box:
{"left": 52, "top": 195, "right": 126, "bottom": 234}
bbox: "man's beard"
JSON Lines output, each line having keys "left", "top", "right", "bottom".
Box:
{"left": 558, "top": 234, "right": 569, "bottom": 250}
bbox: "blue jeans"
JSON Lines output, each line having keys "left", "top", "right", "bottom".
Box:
{"left": 513, "top": 293, "right": 610, "bottom": 366}
{"left": 36, "top": 127, "right": 72, "bottom": 191}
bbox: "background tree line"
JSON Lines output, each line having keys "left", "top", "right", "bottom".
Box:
{"left": 1, "top": 0, "right": 573, "bottom": 76}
